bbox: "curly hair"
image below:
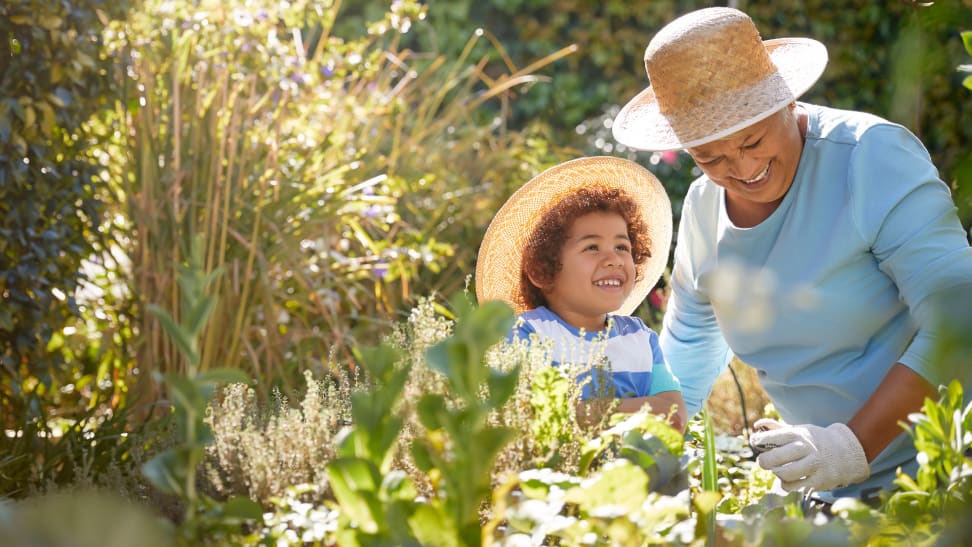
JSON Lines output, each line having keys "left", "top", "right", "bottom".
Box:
{"left": 518, "top": 186, "right": 652, "bottom": 311}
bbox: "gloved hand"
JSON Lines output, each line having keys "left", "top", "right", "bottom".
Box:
{"left": 749, "top": 418, "right": 870, "bottom": 492}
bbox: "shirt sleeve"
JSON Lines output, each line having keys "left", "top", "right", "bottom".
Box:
{"left": 507, "top": 314, "right": 535, "bottom": 344}
{"left": 647, "top": 329, "right": 681, "bottom": 395}
{"left": 849, "top": 124, "right": 972, "bottom": 389}
{"left": 659, "top": 197, "right": 735, "bottom": 417}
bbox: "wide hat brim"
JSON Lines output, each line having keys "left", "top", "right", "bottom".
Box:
{"left": 613, "top": 38, "right": 828, "bottom": 151}
{"left": 475, "top": 156, "right": 672, "bottom": 316}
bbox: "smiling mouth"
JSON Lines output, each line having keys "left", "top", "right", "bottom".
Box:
{"left": 594, "top": 279, "right": 623, "bottom": 287}
{"left": 741, "top": 163, "right": 770, "bottom": 184}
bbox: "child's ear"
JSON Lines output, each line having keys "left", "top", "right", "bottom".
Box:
{"left": 524, "top": 267, "right": 547, "bottom": 293}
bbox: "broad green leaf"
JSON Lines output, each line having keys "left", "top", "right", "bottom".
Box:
{"left": 355, "top": 344, "right": 400, "bottom": 379}
{"left": 409, "top": 504, "right": 458, "bottom": 547}
{"left": 486, "top": 366, "right": 520, "bottom": 408}
{"left": 380, "top": 470, "right": 418, "bottom": 503}
{"left": 326, "top": 458, "right": 383, "bottom": 534}
{"left": 221, "top": 496, "right": 264, "bottom": 521}
{"left": 142, "top": 449, "right": 191, "bottom": 497}
{"left": 564, "top": 460, "right": 648, "bottom": 515}
{"left": 163, "top": 373, "right": 202, "bottom": 413}
{"left": 416, "top": 394, "right": 447, "bottom": 430}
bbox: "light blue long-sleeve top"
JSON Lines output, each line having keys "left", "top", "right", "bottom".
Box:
{"left": 512, "top": 306, "right": 681, "bottom": 399}
{"left": 660, "top": 102, "right": 972, "bottom": 500}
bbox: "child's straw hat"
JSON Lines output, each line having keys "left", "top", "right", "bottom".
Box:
{"left": 613, "top": 7, "right": 828, "bottom": 151}
{"left": 476, "top": 156, "right": 672, "bottom": 316}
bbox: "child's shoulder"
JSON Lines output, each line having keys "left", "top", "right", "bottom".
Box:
{"left": 516, "top": 306, "right": 568, "bottom": 331}
{"left": 608, "top": 314, "right": 654, "bottom": 335}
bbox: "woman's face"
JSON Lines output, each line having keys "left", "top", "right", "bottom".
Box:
{"left": 686, "top": 106, "right": 804, "bottom": 214}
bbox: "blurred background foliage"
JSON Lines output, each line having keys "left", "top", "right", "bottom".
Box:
{"left": 1, "top": 0, "right": 970, "bottom": 503}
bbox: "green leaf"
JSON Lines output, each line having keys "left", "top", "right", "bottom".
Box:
{"left": 355, "top": 344, "right": 400, "bottom": 380}
{"left": 142, "top": 449, "right": 191, "bottom": 497}
{"left": 962, "top": 31, "right": 972, "bottom": 56}
{"left": 148, "top": 304, "right": 198, "bottom": 366}
{"left": 416, "top": 394, "right": 446, "bottom": 430}
{"left": 379, "top": 470, "right": 418, "bottom": 503}
{"left": 221, "top": 496, "right": 264, "bottom": 521}
{"left": 486, "top": 366, "right": 520, "bottom": 408}
{"left": 409, "top": 504, "right": 458, "bottom": 547}
{"left": 564, "top": 460, "right": 648, "bottom": 515}
{"left": 326, "top": 458, "right": 383, "bottom": 534}
{"left": 194, "top": 367, "right": 250, "bottom": 386}
{"left": 163, "top": 373, "right": 202, "bottom": 411}
{"left": 183, "top": 296, "right": 217, "bottom": 339}
{"left": 702, "top": 408, "right": 718, "bottom": 492}
{"left": 411, "top": 441, "right": 434, "bottom": 472}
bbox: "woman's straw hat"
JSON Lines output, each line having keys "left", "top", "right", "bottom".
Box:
{"left": 613, "top": 7, "right": 828, "bottom": 151}
{"left": 476, "top": 156, "right": 672, "bottom": 316}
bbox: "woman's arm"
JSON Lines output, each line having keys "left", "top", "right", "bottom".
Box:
{"left": 848, "top": 362, "right": 937, "bottom": 462}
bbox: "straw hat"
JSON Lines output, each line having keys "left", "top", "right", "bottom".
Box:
{"left": 613, "top": 7, "right": 828, "bottom": 151}
{"left": 476, "top": 156, "right": 672, "bottom": 316}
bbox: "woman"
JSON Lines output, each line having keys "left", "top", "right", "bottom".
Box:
{"left": 612, "top": 7, "right": 972, "bottom": 502}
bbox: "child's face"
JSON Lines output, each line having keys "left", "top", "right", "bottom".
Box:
{"left": 541, "top": 211, "right": 636, "bottom": 331}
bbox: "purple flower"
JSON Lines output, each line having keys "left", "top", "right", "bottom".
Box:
{"left": 372, "top": 262, "right": 388, "bottom": 279}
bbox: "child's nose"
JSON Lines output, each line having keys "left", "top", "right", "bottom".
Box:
{"left": 603, "top": 250, "right": 623, "bottom": 266}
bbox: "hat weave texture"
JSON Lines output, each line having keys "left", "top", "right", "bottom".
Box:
{"left": 613, "top": 7, "right": 828, "bottom": 151}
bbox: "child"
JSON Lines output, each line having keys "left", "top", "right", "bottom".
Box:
{"left": 476, "top": 156, "right": 686, "bottom": 432}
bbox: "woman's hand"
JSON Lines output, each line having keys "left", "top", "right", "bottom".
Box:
{"left": 750, "top": 418, "right": 870, "bottom": 492}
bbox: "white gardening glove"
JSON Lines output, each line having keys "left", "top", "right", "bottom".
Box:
{"left": 749, "top": 418, "right": 870, "bottom": 492}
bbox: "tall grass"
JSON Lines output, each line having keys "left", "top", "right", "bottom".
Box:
{"left": 96, "top": 0, "right": 574, "bottom": 398}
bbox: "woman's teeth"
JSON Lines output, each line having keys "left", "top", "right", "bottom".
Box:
{"left": 595, "top": 279, "right": 621, "bottom": 287}
{"left": 742, "top": 164, "right": 770, "bottom": 184}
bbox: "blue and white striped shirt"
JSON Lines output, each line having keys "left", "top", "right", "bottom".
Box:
{"left": 510, "top": 306, "right": 680, "bottom": 399}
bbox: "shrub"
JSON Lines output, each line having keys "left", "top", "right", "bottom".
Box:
{"left": 202, "top": 370, "right": 356, "bottom": 505}
{"left": 0, "top": 0, "right": 129, "bottom": 427}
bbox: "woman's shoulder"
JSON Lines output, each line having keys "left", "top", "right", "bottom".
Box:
{"left": 804, "top": 102, "right": 912, "bottom": 147}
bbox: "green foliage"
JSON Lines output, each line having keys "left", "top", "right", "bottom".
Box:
{"left": 141, "top": 237, "right": 260, "bottom": 543}
{"left": 960, "top": 31, "right": 972, "bottom": 90}
{"left": 0, "top": 0, "right": 130, "bottom": 433}
{"left": 326, "top": 296, "right": 517, "bottom": 547}
{"left": 0, "top": 1, "right": 161, "bottom": 482}
{"left": 489, "top": 411, "right": 691, "bottom": 545}
{"left": 883, "top": 381, "right": 972, "bottom": 538}
{"left": 0, "top": 392, "right": 161, "bottom": 498}
{"left": 410, "top": 298, "right": 518, "bottom": 545}
{"left": 529, "top": 366, "right": 574, "bottom": 457}
{"left": 357, "top": 0, "right": 972, "bottom": 232}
